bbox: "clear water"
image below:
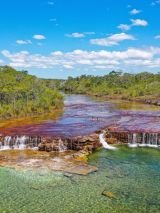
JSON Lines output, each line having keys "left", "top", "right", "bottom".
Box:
{"left": 0, "top": 146, "right": 160, "bottom": 213}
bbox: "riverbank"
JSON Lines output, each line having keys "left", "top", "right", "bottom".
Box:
{"left": 83, "top": 92, "right": 160, "bottom": 107}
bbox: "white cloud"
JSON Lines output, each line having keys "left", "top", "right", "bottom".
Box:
{"left": 90, "top": 33, "right": 135, "bottom": 47}
{"left": 66, "top": 32, "right": 85, "bottom": 38}
{"left": 63, "top": 64, "right": 73, "bottom": 69}
{"left": 154, "top": 35, "right": 160, "bottom": 39}
{"left": 131, "top": 19, "right": 148, "bottom": 27}
{"left": 16, "top": 40, "right": 32, "bottom": 45}
{"left": 85, "top": 32, "right": 95, "bottom": 35}
{"left": 65, "top": 32, "right": 95, "bottom": 38}
{"left": 33, "top": 34, "right": 46, "bottom": 40}
{"left": 118, "top": 18, "right": 148, "bottom": 32}
{"left": 2, "top": 47, "right": 160, "bottom": 71}
{"left": 51, "top": 51, "right": 63, "bottom": 56}
{"left": 130, "top": 9, "right": 141, "bottom": 15}
{"left": 118, "top": 24, "right": 131, "bottom": 31}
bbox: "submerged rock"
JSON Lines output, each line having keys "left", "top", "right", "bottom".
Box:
{"left": 0, "top": 149, "right": 98, "bottom": 176}
{"left": 64, "top": 165, "right": 98, "bottom": 175}
{"left": 102, "top": 191, "right": 117, "bottom": 199}
{"left": 63, "top": 173, "right": 73, "bottom": 178}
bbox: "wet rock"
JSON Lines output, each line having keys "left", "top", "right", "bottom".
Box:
{"left": 72, "top": 150, "right": 89, "bottom": 162}
{"left": 145, "top": 99, "right": 160, "bottom": 106}
{"left": 104, "top": 130, "right": 129, "bottom": 144}
{"left": 106, "top": 138, "right": 118, "bottom": 144}
{"left": 38, "top": 133, "right": 101, "bottom": 153}
{"left": 83, "top": 145, "right": 94, "bottom": 153}
{"left": 0, "top": 149, "right": 98, "bottom": 176}
{"left": 152, "top": 100, "right": 157, "bottom": 105}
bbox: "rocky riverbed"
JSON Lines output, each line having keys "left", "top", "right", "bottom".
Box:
{"left": 0, "top": 133, "right": 102, "bottom": 175}
{"left": 0, "top": 149, "right": 98, "bottom": 175}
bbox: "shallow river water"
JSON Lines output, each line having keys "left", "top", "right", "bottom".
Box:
{"left": 0, "top": 146, "right": 160, "bottom": 213}
{"left": 0, "top": 94, "right": 160, "bottom": 136}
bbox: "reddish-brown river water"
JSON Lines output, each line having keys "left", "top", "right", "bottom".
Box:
{"left": 0, "top": 95, "right": 160, "bottom": 136}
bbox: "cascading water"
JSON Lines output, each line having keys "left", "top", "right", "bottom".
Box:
{"left": 0, "top": 136, "right": 12, "bottom": 150}
{"left": 146, "top": 133, "right": 159, "bottom": 148}
{"left": 128, "top": 133, "right": 138, "bottom": 148}
{"left": 0, "top": 136, "right": 40, "bottom": 151}
{"left": 99, "top": 133, "right": 117, "bottom": 150}
{"left": 14, "top": 136, "right": 27, "bottom": 149}
{"left": 128, "top": 133, "right": 160, "bottom": 148}
{"left": 58, "top": 139, "right": 67, "bottom": 152}
{"left": 139, "top": 133, "right": 147, "bottom": 147}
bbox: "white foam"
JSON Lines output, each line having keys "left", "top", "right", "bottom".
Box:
{"left": 128, "top": 143, "right": 138, "bottom": 148}
{"left": 99, "top": 133, "right": 117, "bottom": 150}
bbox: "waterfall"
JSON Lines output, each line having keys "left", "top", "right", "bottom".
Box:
{"left": 139, "top": 133, "right": 147, "bottom": 147}
{"left": 0, "top": 136, "right": 12, "bottom": 150}
{"left": 146, "top": 133, "right": 159, "bottom": 148}
{"left": 128, "top": 133, "right": 138, "bottom": 148}
{"left": 99, "top": 133, "right": 117, "bottom": 150}
{"left": 0, "top": 136, "right": 40, "bottom": 151}
{"left": 128, "top": 133, "right": 159, "bottom": 148}
{"left": 58, "top": 139, "right": 67, "bottom": 152}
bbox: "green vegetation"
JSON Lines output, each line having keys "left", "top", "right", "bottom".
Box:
{"left": 60, "top": 71, "right": 160, "bottom": 99}
{"left": 0, "top": 66, "right": 63, "bottom": 119}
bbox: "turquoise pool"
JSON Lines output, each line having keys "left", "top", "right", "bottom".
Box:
{"left": 0, "top": 146, "right": 160, "bottom": 213}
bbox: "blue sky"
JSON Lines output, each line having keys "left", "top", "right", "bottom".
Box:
{"left": 0, "top": 0, "right": 160, "bottom": 79}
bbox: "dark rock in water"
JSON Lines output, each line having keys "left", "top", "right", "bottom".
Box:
{"left": 102, "top": 191, "right": 117, "bottom": 199}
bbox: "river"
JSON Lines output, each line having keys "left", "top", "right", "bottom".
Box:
{"left": 0, "top": 95, "right": 160, "bottom": 212}
{"left": 0, "top": 94, "right": 160, "bottom": 136}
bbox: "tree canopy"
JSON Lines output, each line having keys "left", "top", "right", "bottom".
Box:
{"left": 59, "top": 71, "right": 160, "bottom": 98}
{"left": 0, "top": 66, "right": 63, "bottom": 119}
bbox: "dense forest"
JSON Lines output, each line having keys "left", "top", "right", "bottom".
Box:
{"left": 0, "top": 66, "right": 63, "bottom": 119}
{"left": 60, "top": 71, "right": 160, "bottom": 100}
